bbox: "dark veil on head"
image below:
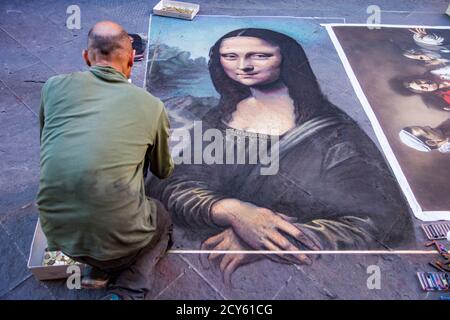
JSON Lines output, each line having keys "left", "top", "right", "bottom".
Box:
{"left": 208, "top": 28, "right": 337, "bottom": 124}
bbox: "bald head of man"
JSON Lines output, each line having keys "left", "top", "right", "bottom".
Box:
{"left": 83, "top": 21, "right": 135, "bottom": 79}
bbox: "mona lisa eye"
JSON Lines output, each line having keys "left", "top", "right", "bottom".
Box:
{"left": 221, "top": 54, "right": 238, "bottom": 60}
{"left": 252, "top": 53, "right": 272, "bottom": 59}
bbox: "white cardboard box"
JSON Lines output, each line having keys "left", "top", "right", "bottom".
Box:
{"left": 153, "top": 0, "right": 200, "bottom": 20}
{"left": 28, "top": 219, "right": 84, "bottom": 280}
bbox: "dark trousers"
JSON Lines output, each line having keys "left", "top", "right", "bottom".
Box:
{"left": 74, "top": 199, "right": 173, "bottom": 300}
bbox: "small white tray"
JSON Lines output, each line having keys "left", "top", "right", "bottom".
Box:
{"left": 153, "top": 0, "right": 200, "bottom": 21}
{"left": 28, "top": 219, "right": 85, "bottom": 280}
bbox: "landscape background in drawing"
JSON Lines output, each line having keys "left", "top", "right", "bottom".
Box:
{"left": 146, "top": 16, "right": 327, "bottom": 99}
{"left": 332, "top": 26, "right": 450, "bottom": 213}
{"left": 146, "top": 16, "right": 377, "bottom": 140}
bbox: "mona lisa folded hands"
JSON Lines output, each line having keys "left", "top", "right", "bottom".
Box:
{"left": 210, "top": 198, "right": 320, "bottom": 265}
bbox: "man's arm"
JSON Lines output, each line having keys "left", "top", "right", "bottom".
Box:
{"left": 39, "top": 83, "right": 47, "bottom": 143}
{"left": 148, "top": 106, "right": 174, "bottom": 179}
{"left": 146, "top": 121, "right": 230, "bottom": 228}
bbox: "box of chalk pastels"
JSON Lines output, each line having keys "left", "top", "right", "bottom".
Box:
{"left": 153, "top": 0, "right": 199, "bottom": 20}
{"left": 417, "top": 272, "right": 449, "bottom": 292}
{"left": 28, "top": 219, "right": 85, "bottom": 280}
{"left": 421, "top": 222, "right": 450, "bottom": 240}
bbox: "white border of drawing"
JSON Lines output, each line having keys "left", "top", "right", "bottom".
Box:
{"left": 324, "top": 23, "right": 450, "bottom": 222}
{"left": 142, "top": 14, "right": 153, "bottom": 90}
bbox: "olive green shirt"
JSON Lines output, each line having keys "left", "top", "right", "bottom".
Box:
{"left": 38, "top": 66, "right": 174, "bottom": 261}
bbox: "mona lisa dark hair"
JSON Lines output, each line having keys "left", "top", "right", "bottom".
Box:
{"left": 208, "top": 28, "right": 338, "bottom": 124}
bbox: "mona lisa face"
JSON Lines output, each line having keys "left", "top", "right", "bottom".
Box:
{"left": 219, "top": 36, "right": 282, "bottom": 87}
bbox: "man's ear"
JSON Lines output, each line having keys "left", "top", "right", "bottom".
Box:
{"left": 129, "top": 49, "right": 135, "bottom": 67}
{"left": 82, "top": 50, "right": 91, "bottom": 67}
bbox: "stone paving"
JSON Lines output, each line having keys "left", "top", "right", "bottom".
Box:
{"left": 0, "top": 0, "right": 449, "bottom": 299}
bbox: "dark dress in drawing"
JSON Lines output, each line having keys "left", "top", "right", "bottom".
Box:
{"left": 146, "top": 99, "right": 415, "bottom": 250}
